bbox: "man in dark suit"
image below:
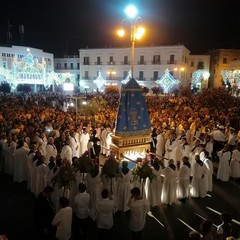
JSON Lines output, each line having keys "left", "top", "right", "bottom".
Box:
{"left": 35, "top": 186, "right": 55, "bottom": 240}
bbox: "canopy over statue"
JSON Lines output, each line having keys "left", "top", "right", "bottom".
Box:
{"left": 115, "top": 78, "right": 151, "bottom": 136}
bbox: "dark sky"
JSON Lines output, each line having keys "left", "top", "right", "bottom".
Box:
{"left": 1, "top": 0, "right": 239, "bottom": 57}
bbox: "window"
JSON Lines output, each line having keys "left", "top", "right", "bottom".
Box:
{"left": 153, "top": 55, "right": 160, "bottom": 64}
{"left": 97, "top": 56, "right": 101, "bottom": 65}
{"left": 191, "top": 61, "right": 194, "bottom": 67}
{"left": 153, "top": 71, "right": 158, "bottom": 80}
{"left": 84, "top": 71, "right": 89, "bottom": 79}
{"left": 197, "top": 61, "right": 204, "bottom": 69}
{"left": 139, "top": 71, "right": 144, "bottom": 80}
{"left": 222, "top": 57, "right": 227, "bottom": 64}
{"left": 124, "top": 56, "right": 128, "bottom": 64}
{"left": 109, "top": 56, "right": 114, "bottom": 64}
{"left": 83, "top": 57, "right": 89, "bottom": 65}
{"left": 140, "top": 55, "right": 144, "bottom": 64}
{"left": 77, "top": 63, "right": 80, "bottom": 69}
{"left": 70, "top": 63, "right": 73, "bottom": 69}
{"left": 3, "top": 62, "right": 7, "bottom": 68}
{"left": 64, "top": 63, "right": 67, "bottom": 69}
{"left": 169, "top": 54, "right": 175, "bottom": 64}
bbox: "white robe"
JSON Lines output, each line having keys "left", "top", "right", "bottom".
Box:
{"left": 230, "top": 149, "right": 240, "bottom": 178}
{"left": 79, "top": 133, "right": 90, "bottom": 156}
{"left": 203, "top": 158, "right": 213, "bottom": 192}
{"left": 164, "top": 139, "right": 178, "bottom": 167}
{"left": 35, "top": 163, "right": 49, "bottom": 197}
{"left": 147, "top": 167, "right": 162, "bottom": 207}
{"left": 156, "top": 133, "right": 165, "bottom": 157}
{"left": 45, "top": 144, "right": 58, "bottom": 164}
{"left": 60, "top": 145, "right": 73, "bottom": 164}
{"left": 217, "top": 150, "right": 231, "bottom": 182}
{"left": 190, "top": 161, "right": 208, "bottom": 198}
{"left": 177, "top": 164, "right": 191, "bottom": 199}
{"left": 13, "top": 147, "right": 29, "bottom": 183}
{"left": 69, "top": 136, "right": 79, "bottom": 158}
{"left": 117, "top": 170, "right": 133, "bottom": 212}
{"left": 161, "top": 166, "right": 177, "bottom": 205}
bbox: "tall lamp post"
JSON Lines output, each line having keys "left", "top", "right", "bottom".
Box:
{"left": 117, "top": 5, "right": 145, "bottom": 79}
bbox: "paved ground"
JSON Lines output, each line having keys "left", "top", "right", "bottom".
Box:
{"left": 0, "top": 159, "right": 240, "bottom": 240}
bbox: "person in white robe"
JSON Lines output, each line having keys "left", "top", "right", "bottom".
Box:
{"left": 9, "top": 135, "right": 17, "bottom": 176}
{"left": 37, "top": 132, "right": 47, "bottom": 157}
{"left": 161, "top": 159, "right": 177, "bottom": 206}
{"left": 27, "top": 144, "right": 37, "bottom": 190}
{"left": 156, "top": 128, "right": 165, "bottom": 158}
{"left": 69, "top": 131, "right": 79, "bottom": 158}
{"left": 205, "top": 135, "right": 213, "bottom": 160}
{"left": 164, "top": 132, "right": 178, "bottom": 167}
{"left": 13, "top": 140, "right": 30, "bottom": 183}
{"left": 35, "top": 155, "right": 49, "bottom": 197}
{"left": 190, "top": 154, "right": 208, "bottom": 198}
{"left": 79, "top": 127, "right": 90, "bottom": 156}
{"left": 179, "top": 137, "right": 190, "bottom": 167}
{"left": 100, "top": 126, "right": 107, "bottom": 155}
{"left": 45, "top": 137, "right": 58, "bottom": 165}
{"left": 105, "top": 126, "right": 113, "bottom": 157}
{"left": 217, "top": 144, "right": 231, "bottom": 182}
{"left": 229, "top": 143, "right": 240, "bottom": 179}
{"left": 60, "top": 139, "right": 73, "bottom": 165}
{"left": 147, "top": 158, "right": 162, "bottom": 207}
{"left": 177, "top": 156, "right": 191, "bottom": 201}
{"left": 202, "top": 151, "right": 213, "bottom": 192}
{"left": 117, "top": 161, "right": 133, "bottom": 212}
{"left": 86, "top": 165, "right": 103, "bottom": 220}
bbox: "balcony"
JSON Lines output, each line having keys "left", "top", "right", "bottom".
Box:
{"left": 121, "top": 61, "right": 130, "bottom": 65}
{"left": 167, "top": 60, "right": 176, "bottom": 64}
{"left": 95, "top": 62, "right": 102, "bottom": 65}
{"left": 107, "top": 61, "right": 115, "bottom": 65}
{"left": 138, "top": 61, "right": 146, "bottom": 65}
{"left": 83, "top": 62, "right": 90, "bottom": 65}
{"left": 151, "top": 61, "right": 161, "bottom": 65}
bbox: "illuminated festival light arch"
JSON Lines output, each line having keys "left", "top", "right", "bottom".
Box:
{"left": 191, "top": 69, "right": 210, "bottom": 90}
{"left": 156, "top": 68, "right": 179, "bottom": 93}
{"left": 221, "top": 69, "right": 240, "bottom": 88}
{"left": 0, "top": 51, "right": 75, "bottom": 91}
{"left": 93, "top": 71, "right": 106, "bottom": 89}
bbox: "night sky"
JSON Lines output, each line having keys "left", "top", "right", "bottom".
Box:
{"left": 1, "top": 0, "right": 240, "bottom": 57}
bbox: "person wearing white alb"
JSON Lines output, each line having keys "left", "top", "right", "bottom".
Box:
{"left": 161, "top": 159, "right": 178, "bottom": 206}
{"left": 73, "top": 183, "right": 90, "bottom": 239}
{"left": 37, "top": 132, "right": 47, "bottom": 157}
{"left": 147, "top": 158, "right": 162, "bottom": 207}
{"left": 60, "top": 138, "right": 73, "bottom": 165}
{"left": 230, "top": 142, "right": 240, "bottom": 180}
{"left": 156, "top": 127, "right": 165, "bottom": 158}
{"left": 202, "top": 151, "right": 213, "bottom": 192}
{"left": 96, "top": 189, "right": 116, "bottom": 240}
{"left": 69, "top": 131, "right": 79, "bottom": 158}
{"left": 128, "top": 187, "right": 150, "bottom": 240}
{"left": 13, "top": 139, "right": 30, "bottom": 183}
{"left": 217, "top": 144, "right": 231, "bottom": 182}
{"left": 190, "top": 154, "right": 208, "bottom": 198}
{"left": 45, "top": 137, "right": 58, "bottom": 165}
{"left": 205, "top": 135, "right": 213, "bottom": 160}
{"left": 79, "top": 127, "right": 90, "bottom": 156}
{"left": 52, "top": 197, "right": 72, "bottom": 240}
{"left": 164, "top": 131, "right": 178, "bottom": 167}
{"left": 179, "top": 137, "right": 190, "bottom": 166}
{"left": 177, "top": 156, "right": 191, "bottom": 202}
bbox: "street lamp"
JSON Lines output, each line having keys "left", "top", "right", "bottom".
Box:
{"left": 117, "top": 5, "right": 145, "bottom": 79}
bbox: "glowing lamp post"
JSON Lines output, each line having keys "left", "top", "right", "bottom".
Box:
{"left": 117, "top": 5, "right": 145, "bottom": 79}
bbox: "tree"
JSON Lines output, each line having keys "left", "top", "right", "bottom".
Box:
{"left": 0, "top": 81, "right": 11, "bottom": 93}
{"left": 151, "top": 86, "right": 163, "bottom": 96}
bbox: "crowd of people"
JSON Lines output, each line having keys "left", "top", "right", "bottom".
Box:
{"left": 0, "top": 88, "right": 240, "bottom": 239}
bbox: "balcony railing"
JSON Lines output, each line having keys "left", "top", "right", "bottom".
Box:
{"left": 95, "top": 62, "right": 102, "bottom": 65}
{"left": 121, "top": 61, "right": 130, "bottom": 65}
{"left": 138, "top": 61, "right": 146, "bottom": 65}
{"left": 167, "top": 60, "right": 176, "bottom": 64}
{"left": 151, "top": 61, "right": 161, "bottom": 65}
{"left": 83, "top": 62, "right": 90, "bottom": 65}
{"left": 107, "top": 61, "right": 115, "bottom": 65}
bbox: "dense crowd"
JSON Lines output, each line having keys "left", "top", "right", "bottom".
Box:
{"left": 0, "top": 88, "right": 240, "bottom": 240}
